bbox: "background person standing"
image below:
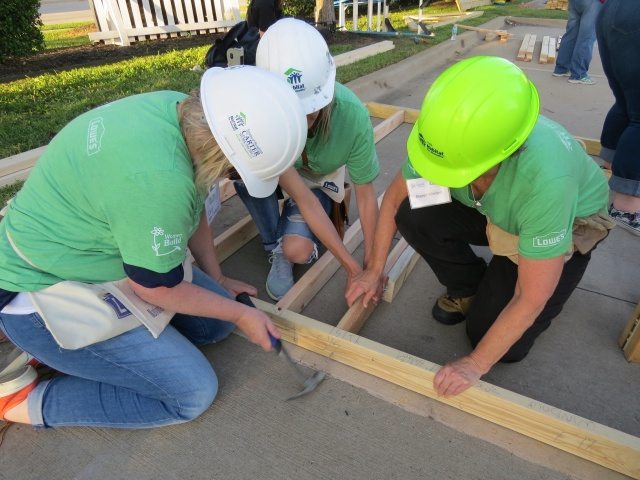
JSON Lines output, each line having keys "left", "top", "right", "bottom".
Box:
{"left": 552, "top": 0, "right": 603, "bottom": 85}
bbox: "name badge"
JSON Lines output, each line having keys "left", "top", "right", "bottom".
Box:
{"left": 406, "top": 178, "right": 451, "bottom": 209}
{"left": 204, "top": 181, "right": 221, "bottom": 225}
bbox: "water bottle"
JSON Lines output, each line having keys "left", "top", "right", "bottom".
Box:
{"left": 451, "top": 24, "right": 458, "bottom": 41}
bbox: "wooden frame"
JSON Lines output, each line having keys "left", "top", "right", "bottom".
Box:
{"left": 619, "top": 301, "right": 640, "bottom": 363}
{"left": 255, "top": 297, "right": 640, "bottom": 479}
{"left": 263, "top": 102, "right": 639, "bottom": 478}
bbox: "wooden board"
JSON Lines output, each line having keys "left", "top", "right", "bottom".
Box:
{"left": 333, "top": 41, "right": 395, "bottom": 68}
{"left": 213, "top": 214, "right": 258, "bottom": 263}
{"left": 548, "top": 36, "right": 557, "bottom": 63}
{"left": 335, "top": 237, "right": 413, "bottom": 333}
{"left": 454, "top": 23, "right": 510, "bottom": 42}
{"left": 540, "top": 35, "right": 549, "bottom": 64}
{"left": 619, "top": 301, "right": 640, "bottom": 363}
{"left": 382, "top": 245, "right": 420, "bottom": 303}
{"left": 254, "top": 298, "right": 640, "bottom": 479}
{"left": 525, "top": 34, "right": 537, "bottom": 62}
{"left": 517, "top": 33, "right": 531, "bottom": 61}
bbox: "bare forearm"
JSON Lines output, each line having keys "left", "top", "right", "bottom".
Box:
{"left": 355, "top": 185, "right": 380, "bottom": 268}
{"left": 130, "top": 280, "right": 246, "bottom": 324}
{"left": 470, "top": 296, "right": 544, "bottom": 371}
{"left": 188, "top": 211, "right": 223, "bottom": 281}
{"left": 298, "top": 196, "right": 361, "bottom": 276}
{"left": 369, "top": 172, "right": 407, "bottom": 275}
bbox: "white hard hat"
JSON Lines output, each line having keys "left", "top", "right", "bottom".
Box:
{"left": 256, "top": 18, "right": 336, "bottom": 115}
{"left": 200, "top": 65, "right": 307, "bottom": 198}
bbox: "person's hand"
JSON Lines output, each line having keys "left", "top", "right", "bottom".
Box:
{"left": 345, "top": 269, "right": 385, "bottom": 307}
{"left": 235, "top": 306, "right": 280, "bottom": 352}
{"left": 220, "top": 276, "right": 258, "bottom": 298}
{"left": 433, "top": 355, "right": 490, "bottom": 397}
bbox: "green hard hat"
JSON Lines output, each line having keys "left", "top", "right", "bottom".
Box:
{"left": 406, "top": 56, "right": 539, "bottom": 188}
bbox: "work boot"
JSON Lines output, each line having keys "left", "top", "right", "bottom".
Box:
{"left": 0, "top": 364, "right": 38, "bottom": 421}
{"left": 266, "top": 243, "right": 294, "bottom": 301}
{"left": 432, "top": 294, "right": 475, "bottom": 325}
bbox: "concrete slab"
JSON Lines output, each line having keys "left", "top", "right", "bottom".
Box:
{"left": 0, "top": 336, "right": 624, "bottom": 480}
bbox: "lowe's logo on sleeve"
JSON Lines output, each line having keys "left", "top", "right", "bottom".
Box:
{"left": 533, "top": 229, "right": 567, "bottom": 248}
{"left": 87, "top": 117, "right": 105, "bottom": 156}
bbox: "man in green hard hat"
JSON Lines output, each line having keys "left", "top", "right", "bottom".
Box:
{"left": 346, "top": 56, "right": 613, "bottom": 397}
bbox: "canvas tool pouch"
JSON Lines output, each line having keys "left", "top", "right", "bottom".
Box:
{"left": 6, "top": 230, "right": 193, "bottom": 350}
{"left": 485, "top": 211, "right": 615, "bottom": 265}
{"left": 300, "top": 151, "right": 352, "bottom": 239}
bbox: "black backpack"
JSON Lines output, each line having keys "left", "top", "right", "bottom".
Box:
{"left": 204, "top": 21, "right": 260, "bottom": 68}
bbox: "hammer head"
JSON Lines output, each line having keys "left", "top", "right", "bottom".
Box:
{"left": 286, "top": 371, "right": 326, "bottom": 401}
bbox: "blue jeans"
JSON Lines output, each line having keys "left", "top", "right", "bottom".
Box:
{"left": 0, "top": 267, "right": 236, "bottom": 429}
{"left": 234, "top": 180, "right": 333, "bottom": 254}
{"left": 554, "top": 0, "right": 602, "bottom": 79}
{"left": 596, "top": 0, "right": 640, "bottom": 197}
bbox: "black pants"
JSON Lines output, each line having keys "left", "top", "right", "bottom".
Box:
{"left": 395, "top": 199, "right": 592, "bottom": 362}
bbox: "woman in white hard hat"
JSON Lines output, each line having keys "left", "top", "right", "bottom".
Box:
{"left": 234, "top": 18, "right": 381, "bottom": 301}
{"left": 0, "top": 66, "right": 307, "bottom": 428}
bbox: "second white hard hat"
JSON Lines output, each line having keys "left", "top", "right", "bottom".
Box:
{"left": 200, "top": 65, "right": 307, "bottom": 198}
{"left": 256, "top": 18, "right": 336, "bottom": 114}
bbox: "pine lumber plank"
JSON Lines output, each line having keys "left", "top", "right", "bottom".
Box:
{"left": 382, "top": 245, "right": 420, "bottom": 303}
{"left": 540, "top": 35, "right": 549, "bottom": 64}
{"left": 335, "top": 237, "right": 412, "bottom": 333}
{"left": 254, "top": 298, "right": 640, "bottom": 479}
{"left": 517, "top": 33, "right": 530, "bottom": 61}
{"left": 213, "top": 214, "right": 258, "bottom": 262}
{"left": 525, "top": 34, "right": 537, "bottom": 61}
{"left": 333, "top": 41, "right": 395, "bottom": 68}
{"left": 0, "top": 146, "right": 46, "bottom": 178}
{"left": 548, "top": 36, "right": 557, "bottom": 63}
{"left": 365, "top": 102, "right": 419, "bottom": 124}
{"left": 619, "top": 302, "right": 640, "bottom": 363}
{"left": 453, "top": 23, "right": 510, "bottom": 41}
{"left": 373, "top": 109, "right": 405, "bottom": 143}
{"left": 574, "top": 136, "right": 601, "bottom": 156}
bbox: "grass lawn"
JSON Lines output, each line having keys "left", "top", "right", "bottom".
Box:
{"left": 1, "top": 0, "right": 566, "bottom": 199}
{"left": 42, "top": 22, "right": 96, "bottom": 49}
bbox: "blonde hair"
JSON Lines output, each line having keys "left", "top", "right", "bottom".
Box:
{"left": 312, "top": 97, "right": 334, "bottom": 142}
{"left": 178, "top": 92, "right": 231, "bottom": 194}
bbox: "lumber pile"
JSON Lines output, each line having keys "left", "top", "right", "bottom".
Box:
{"left": 516, "top": 33, "right": 536, "bottom": 61}
{"left": 539, "top": 35, "right": 557, "bottom": 64}
{"left": 546, "top": 0, "right": 568, "bottom": 10}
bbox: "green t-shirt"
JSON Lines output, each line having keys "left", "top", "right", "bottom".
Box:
{"left": 295, "top": 83, "right": 379, "bottom": 185}
{"left": 402, "top": 115, "right": 609, "bottom": 259}
{"left": 0, "top": 91, "right": 203, "bottom": 292}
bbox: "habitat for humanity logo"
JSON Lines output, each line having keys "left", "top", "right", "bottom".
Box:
{"left": 87, "top": 117, "right": 105, "bottom": 156}
{"left": 228, "top": 112, "right": 247, "bottom": 131}
{"left": 284, "top": 68, "right": 305, "bottom": 92}
{"left": 151, "top": 227, "right": 183, "bottom": 256}
{"left": 533, "top": 229, "right": 567, "bottom": 248}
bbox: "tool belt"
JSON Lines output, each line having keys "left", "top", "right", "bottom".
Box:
{"left": 300, "top": 150, "right": 352, "bottom": 239}
{"left": 6, "top": 230, "right": 193, "bottom": 349}
{"left": 486, "top": 211, "right": 616, "bottom": 264}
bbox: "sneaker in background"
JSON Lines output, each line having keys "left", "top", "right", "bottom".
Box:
{"left": 568, "top": 75, "right": 596, "bottom": 85}
{"left": 432, "top": 294, "right": 475, "bottom": 325}
{"left": 0, "top": 365, "right": 38, "bottom": 421}
{"left": 552, "top": 70, "right": 570, "bottom": 77}
{"left": 266, "top": 243, "right": 294, "bottom": 301}
{"left": 609, "top": 205, "right": 640, "bottom": 236}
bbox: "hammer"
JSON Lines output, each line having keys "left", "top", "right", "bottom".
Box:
{"left": 236, "top": 293, "right": 326, "bottom": 400}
